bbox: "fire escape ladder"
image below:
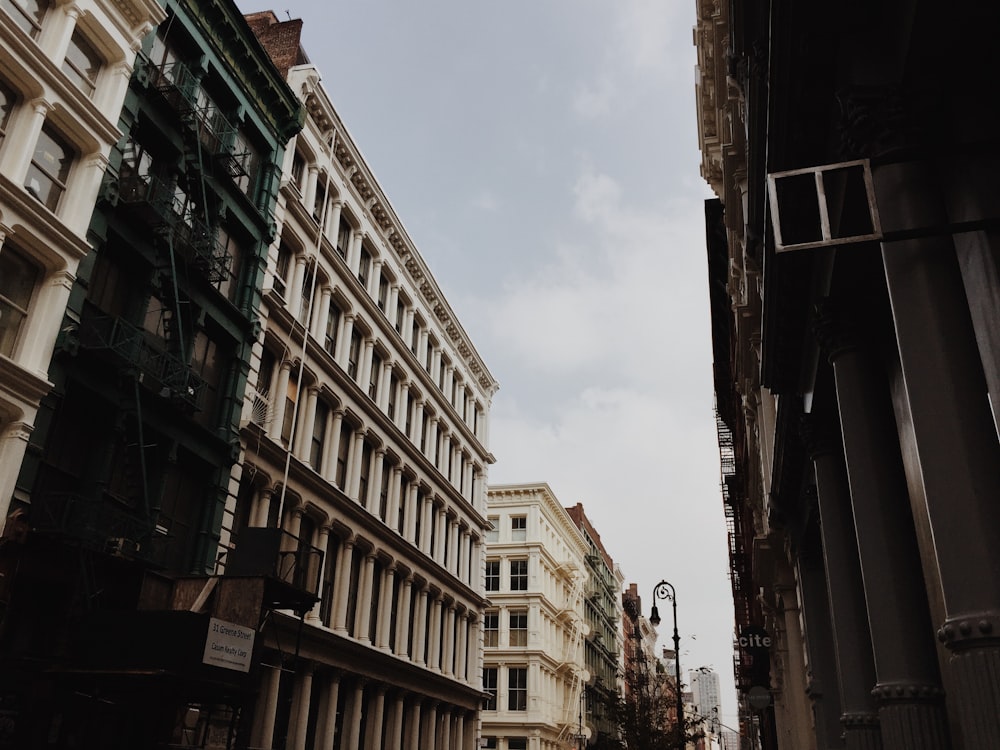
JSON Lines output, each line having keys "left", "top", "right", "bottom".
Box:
{"left": 557, "top": 570, "right": 587, "bottom": 743}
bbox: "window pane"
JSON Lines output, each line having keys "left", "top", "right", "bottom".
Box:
{"left": 0, "top": 248, "right": 38, "bottom": 356}
{"left": 509, "top": 611, "right": 527, "bottom": 647}
{"left": 508, "top": 667, "right": 527, "bottom": 711}
{"left": 485, "top": 560, "right": 500, "bottom": 591}
{"left": 484, "top": 611, "right": 498, "bottom": 647}
{"left": 483, "top": 668, "right": 497, "bottom": 711}
{"left": 26, "top": 125, "right": 72, "bottom": 210}
{"left": 0, "top": 80, "right": 15, "bottom": 138}
{"left": 1, "top": 0, "right": 49, "bottom": 38}
{"left": 62, "top": 31, "right": 101, "bottom": 95}
{"left": 510, "top": 559, "right": 528, "bottom": 591}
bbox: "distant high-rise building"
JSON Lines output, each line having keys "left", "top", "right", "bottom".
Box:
{"left": 690, "top": 668, "right": 721, "bottom": 732}
{"left": 484, "top": 483, "right": 589, "bottom": 750}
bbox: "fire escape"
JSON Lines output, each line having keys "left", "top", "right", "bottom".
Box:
{"left": 556, "top": 565, "right": 588, "bottom": 745}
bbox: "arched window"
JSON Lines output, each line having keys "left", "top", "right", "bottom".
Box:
{"left": 25, "top": 123, "right": 74, "bottom": 211}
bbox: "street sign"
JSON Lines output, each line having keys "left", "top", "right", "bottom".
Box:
{"left": 748, "top": 686, "right": 771, "bottom": 711}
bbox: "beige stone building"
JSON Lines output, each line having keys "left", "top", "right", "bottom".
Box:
{"left": 483, "top": 483, "right": 590, "bottom": 750}
{"left": 224, "top": 13, "right": 499, "bottom": 749}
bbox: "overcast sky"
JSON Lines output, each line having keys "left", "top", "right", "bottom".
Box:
{"left": 237, "top": 0, "right": 735, "bottom": 727}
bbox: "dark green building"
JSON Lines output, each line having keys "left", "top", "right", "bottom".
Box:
{"left": 0, "top": 1, "right": 303, "bottom": 746}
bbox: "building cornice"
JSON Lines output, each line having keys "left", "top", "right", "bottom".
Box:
{"left": 288, "top": 64, "right": 499, "bottom": 399}
{"left": 178, "top": 0, "right": 303, "bottom": 141}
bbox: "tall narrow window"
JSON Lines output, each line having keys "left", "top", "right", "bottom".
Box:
{"left": 273, "top": 245, "right": 291, "bottom": 299}
{"left": 368, "top": 353, "right": 382, "bottom": 400}
{"left": 483, "top": 611, "right": 499, "bottom": 647}
{"left": 510, "top": 559, "right": 528, "bottom": 591}
{"left": 280, "top": 376, "right": 298, "bottom": 447}
{"left": 508, "top": 667, "right": 527, "bottom": 711}
{"left": 347, "top": 330, "right": 361, "bottom": 379}
{"left": 0, "top": 248, "right": 38, "bottom": 357}
{"left": 377, "top": 276, "right": 389, "bottom": 311}
{"left": 25, "top": 124, "right": 73, "bottom": 211}
{"left": 62, "top": 30, "right": 101, "bottom": 96}
{"left": 485, "top": 560, "right": 500, "bottom": 592}
{"left": 313, "top": 180, "right": 327, "bottom": 224}
{"left": 387, "top": 372, "right": 398, "bottom": 420}
{"left": 485, "top": 517, "right": 499, "bottom": 543}
{"left": 357, "top": 247, "right": 371, "bottom": 288}
{"left": 483, "top": 668, "right": 498, "bottom": 711}
{"left": 335, "top": 421, "right": 351, "bottom": 488}
{"left": 509, "top": 610, "right": 528, "bottom": 647}
{"left": 290, "top": 149, "right": 305, "bottom": 190}
{"left": 233, "top": 130, "right": 260, "bottom": 199}
{"left": 357, "top": 441, "right": 373, "bottom": 506}
{"left": 336, "top": 219, "right": 351, "bottom": 260}
{"left": 311, "top": 401, "right": 329, "bottom": 469}
{"left": 1, "top": 0, "right": 49, "bottom": 39}
{"left": 0, "top": 80, "right": 17, "bottom": 145}
{"left": 511, "top": 516, "right": 527, "bottom": 542}
{"left": 324, "top": 302, "right": 340, "bottom": 357}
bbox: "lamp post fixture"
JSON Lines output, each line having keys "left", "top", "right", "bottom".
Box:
{"left": 649, "top": 579, "right": 684, "bottom": 750}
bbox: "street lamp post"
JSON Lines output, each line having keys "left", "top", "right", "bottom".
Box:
{"left": 649, "top": 580, "right": 684, "bottom": 750}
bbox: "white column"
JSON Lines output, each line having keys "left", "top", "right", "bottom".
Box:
{"left": 344, "top": 679, "right": 365, "bottom": 750}
{"left": 1, "top": 98, "right": 50, "bottom": 181}
{"left": 411, "top": 399, "right": 425, "bottom": 444}
{"left": 289, "top": 664, "right": 314, "bottom": 750}
{"left": 335, "top": 313, "right": 356, "bottom": 366}
{"left": 268, "top": 360, "right": 292, "bottom": 440}
{"left": 387, "top": 694, "right": 405, "bottom": 750}
{"left": 307, "top": 525, "right": 331, "bottom": 622}
{"left": 433, "top": 507, "right": 447, "bottom": 563}
{"left": 296, "top": 385, "right": 318, "bottom": 461}
{"left": 420, "top": 497, "right": 434, "bottom": 553}
{"left": 326, "top": 199, "right": 343, "bottom": 239}
{"left": 427, "top": 418, "right": 439, "bottom": 465}
{"left": 252, "top": 663, "right": 282, "bottom": 750}
{"left": 413, "top": 588, "right": 429, "bottom": 667}
{"left": 303, "top": 165, "right": 319, "bottom": 215}
{"left": 323, "top": 409, "right": 344, "bottom": 484}
{"left": 387, "top": 285, "right": 401, "bottom": 329}
{"left": 386, "top": 467, "right": 403, "bottom": 532}
{"left": 355, "top": 551, "right": 377, "bottom": 643}
{"left": 348, "top": 230, "right": 365, "bottom": 273}
{"left": 332, "top": 538, "right": 356, "bottom": 633}
{"left": 286, "top": 253, "right": 307, "bottom": 320}
{"left": 428, "top": 596, "right": 443, "bottom": 671}
{"left": 364, "top": 685, "right": 387, "bottom": 750}
{"left": 448, "top": 518, "right": 460, "bottom": 575}
{"left": 250, "top": 485, "right": 272, "bottom": 528}
{"left": 376, "top": 564, "right": 396, "bottom": 651}
{"left": 442, "top": 604, "right": 456, "bottom": 676}
{"left": 377, "top": 360, "right": 393, "bottom": 411}
{"left": 459, "top": 531, "right": 471, "bottom": 585}
{"left": 455, "top": 613, "right": 468, "bottom": 682}
{"left": 367, "top": 448, "right": 386, "bottom": 514}
{"left": 359, "top": 339, "right": 376, "bottom": 394}
{"left": 405, "top": 700, "right": 422, "bottom": 750}
{"left": 315, "top": 286, "right": 333, "bottom": 341}
{"left": 394, "top": 382, "right": 409, "bottom": 431}
{"left": 318, "top": 672, "right": 342, "bottom": 750}
{"left": 404, "top": 483, "right": 419, "bottom": 543}
{"left": 347, "top": 431, "right": 365, "bottom": 502}
{"left": 395, "top": 576, "right": 413, "bottom": 659}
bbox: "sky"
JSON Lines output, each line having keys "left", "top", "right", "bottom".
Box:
{"left": 237, "top": 0, "right": 735, "bottom": 728}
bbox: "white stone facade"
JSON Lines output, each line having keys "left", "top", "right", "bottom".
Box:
{"left": 0, "top": 0, "right": 164, "bottom": 526}
{"left": 483, "top": 483, "right": 591, "bottom": 750}
{"left": 222, "top": 28, "right": 499, "bottom": 748}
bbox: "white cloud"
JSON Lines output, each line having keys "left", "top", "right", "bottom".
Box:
{"left": 573, "top": 73, "right": 615, "bottom": 118}
{"left": 471, "top": 190, "right": 500, "bottom": 212}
